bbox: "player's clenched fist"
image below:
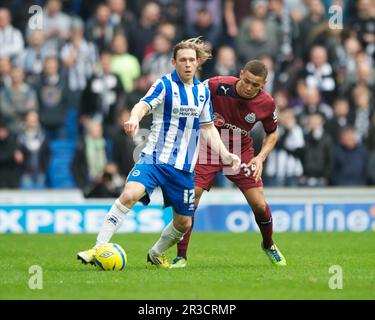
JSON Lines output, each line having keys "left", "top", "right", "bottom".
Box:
{"left": 223, "top": 153, "right": 241, "bottom": 172}
{"left": 123, "top": 117, "right": 139, "bottom": 137}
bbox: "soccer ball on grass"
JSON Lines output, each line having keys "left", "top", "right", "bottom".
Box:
{"left": 94, "top": 243, "right": 127, "bottom": 271}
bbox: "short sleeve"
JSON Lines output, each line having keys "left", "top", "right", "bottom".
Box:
{"left": 140, "top": 79, "right": 165, "bottom": 110}
{"left": 262, "top": 99, "right": 278, "bottom": 133}
{"left": 199, "top": 86, "right": 214, "bottom": 125}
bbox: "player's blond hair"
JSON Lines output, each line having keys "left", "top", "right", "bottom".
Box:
{"left": 173, "top": 37, "right": 212, "bottom": 67}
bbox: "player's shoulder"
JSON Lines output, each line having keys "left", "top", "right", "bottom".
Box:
{"left": 208, "top": 76, "right": 239, "bottom": 86}
{"left": 258, "top": 89, "right": 276, "bottom": 107}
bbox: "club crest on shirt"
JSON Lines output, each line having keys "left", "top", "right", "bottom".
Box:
{"left": 132, "top": 170, "right": 141, "bottom": 177}
{"left": 245, "top": 113, "right": 256, "bottom": 123}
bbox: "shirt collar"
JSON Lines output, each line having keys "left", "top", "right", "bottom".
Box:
{"left": 171, "top": 70, "right": 200, "bottom": 85}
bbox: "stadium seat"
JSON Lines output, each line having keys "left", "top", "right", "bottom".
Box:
{"left": 48, "top": 139, "right": 77, "bottom": 189}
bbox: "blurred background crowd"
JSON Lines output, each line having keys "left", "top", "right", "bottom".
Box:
{"left": 0, "top": 0, "right": 374, "bottom": 196}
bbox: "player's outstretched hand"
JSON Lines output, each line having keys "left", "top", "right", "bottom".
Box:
{"left": 124, "top": 117, "right": 139, "bottom": 137}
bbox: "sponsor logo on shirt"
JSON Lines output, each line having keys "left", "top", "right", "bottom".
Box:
{"left": 220, "top": 85, "right": 230, "bottom": 95}
{"left": 213, "top": 112, "right": 251, "bottom": 137}
{"left": 176, "top": 106, "right": 199, "bottom": 117}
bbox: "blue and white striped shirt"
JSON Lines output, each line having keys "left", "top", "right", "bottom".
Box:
{"left": 140, "top": 70, "right": 214, "bottom": 172}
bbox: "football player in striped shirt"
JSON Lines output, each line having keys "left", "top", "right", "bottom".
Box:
{"left": 77, "top": 38, "right": 241, "bottom": 268}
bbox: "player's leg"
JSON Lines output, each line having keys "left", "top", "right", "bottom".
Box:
{"left": 171, "top": 163, "right": 219, "bottom": 268}
{"left": 148, "top": 210, "right": 192, "bottom": 269}
{"left": 95, "top": 181, "right": 146, "bottom": 247}
{"left": 170, "top": 186, "right": 204, "bottom": 268}
{"left": 77, "top": 181, "right": 146, "bottom": 264}
{"left": 147, "top": 166, "right": 195, "bottom": 269}
{"left": 242, "top": 187, "right": 286, "bottom": 266}
{"left": 78, "top": 161, "right": 157, "bottom": 265}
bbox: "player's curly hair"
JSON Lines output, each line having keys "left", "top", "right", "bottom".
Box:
{"left": 173, "top": 37, "right": 212, "bottom": 67}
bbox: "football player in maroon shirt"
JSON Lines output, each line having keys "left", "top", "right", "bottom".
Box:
{"left": 170, "top": 60, "right": 287, "bottom": 268}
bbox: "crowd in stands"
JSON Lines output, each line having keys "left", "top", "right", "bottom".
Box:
{"left": 0, "top": 0, "right": 374, "bottom": 196}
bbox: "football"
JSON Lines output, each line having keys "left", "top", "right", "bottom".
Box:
{"left": 94, "top": 243, "right": 127, "bottom": 271}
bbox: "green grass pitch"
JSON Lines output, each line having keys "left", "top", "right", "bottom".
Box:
{"left": 0, "top": 232, "right": 374, "bottom": 300}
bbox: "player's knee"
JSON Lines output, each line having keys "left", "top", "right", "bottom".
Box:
{"left": 174, "top": 217, "right": 192, "bottom": 233}
{"left": 252, "top": 201, "right": 267, "bottom": 216}
{"left": 119, "top": 190, "right": 137, "bottom": 206}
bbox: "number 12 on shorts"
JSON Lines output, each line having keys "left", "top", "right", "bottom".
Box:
{"left": 183, "top": 189, "right": 195, "bottom": 204}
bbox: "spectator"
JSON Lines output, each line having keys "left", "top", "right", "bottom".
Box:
{"left": 236, "top": 18, "right": 278, "bottom": 64}
{"left": 61, "top": 18, "right": 98, "bottom": 108}
{"left": 86, "top": 162, "right": 125, "bottom": 198}
{"left": 325, "top": 97, "right": 352, "bottom": 142}
{"left": 331, "top": 126, "right": 368, "bottom": 186}
{"left": 18, "top": 111, "right": 50, "bottom": 189}
{"left": 32, "top": 0, "right": 72, "bottom": 53}
{"left": 295, "top": 0, "right": 326, "bottom": 60}
{"left": 343, "top": 57, "right": 375, "bottom": 104}
{"left": 186, "top": 7, "right": 222, "bottom": 52}
{"left": 223, "top": 0, "right": 255, "bottom": 39}
{"left": 273, "top": 89, "right": 290, "bottom": 113}
{"left": 260, "top": 55, "right": 277, "bottom": 94}
{"left": 0, "top": 56, "right": 12, "bottom": 89}
{"left": 264, "top": 108, "right": 305, "bottom": 186}
{"left": 0, "top": 67, "right": 39, "bottom": 133}
{"left": 18, "top": 30, "right": 56, "bottom": 86}
{"left": 0, "top": 119, "right": 22, "bottom": 188}
{"left": 350, "top": 0, "right": 375, "bottom": 58}
{"left": 107, "top": 0, "right": 135, "bottom": 33}
{"left": 340, "top": 35, "right": 363, "bottom": 85}
{"left": 209, "top": 45, "right": 239, "bottom": 78}
{"left": 36, "top": 57, "right": 69, "bottom": 139}
{"left": 142, "top": 33, "right": 174, "bottom": 83}
{"left": 80, "top": 51, "right": 125, "bottom": 138}
{"left": 352, "top": 84, "right": 373, "bottom": 143}
{"left": 295, "top": 86, "right": 333, "bottom": 129}
{"left": 185, "top": 0, "right": 223, "bottom": 30}
{"left": 303, "top": 45, "right": 337, "bottom": 105}
{"left": 238, "top": 0, "right": 278, "bottom": 54}
{"left": 71, "top": 119, "right": 109, "bottom": 192}
{"left": 0, "top": 7, "right": 24, "bottom": 61}
{"left": 158, "top": 21, "right": 179, "bottom": 43}
{"left": 127, "top": 2, "right": 161, "bottom": 62}
{"left": 85, "top": 3, "right": 116, "bottom": 52}
{"left": 126, "top": 75, "right": 153, "bottom": 130}
{"left": 302, "top": 113, "right": 334, "bottom": 186}
{"left": 110, "top": 32, "right": 141, "bottom": 93}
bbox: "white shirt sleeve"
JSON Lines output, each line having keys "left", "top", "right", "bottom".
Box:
{"left": 199, "top": 86, "right": 214, "bottom": 125}
{"left": 141, "top": 78, "right": 165, "bottom": 111}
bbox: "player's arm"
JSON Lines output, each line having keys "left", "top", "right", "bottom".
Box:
{"left": 200, "top": 122, "right": 241, "bottom": 171}
{"left": 248, "top": 130, "right": 279, "bottom": 183}
{"left": 124, "top": 78, "right": 165, "bottom": 137}
{"left": 123, "top": 101, "right": 150, "bottom": 137}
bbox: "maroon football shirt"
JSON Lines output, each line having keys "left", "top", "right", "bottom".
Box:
{"left": 200, "top": 76, "right": 277, "bottom": 163}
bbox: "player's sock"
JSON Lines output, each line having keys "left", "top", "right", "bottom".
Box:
{"left": 95, "top": 199, "right": 131, "bottom": 248}
{"left": 150, "top": 221, "right": 185, "bottom": 256}
{"left": 177, "top": 215, "right": 195, "bottom": 258}
{"left": 254, "top": 203, "right": 274, "bottom": 249}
